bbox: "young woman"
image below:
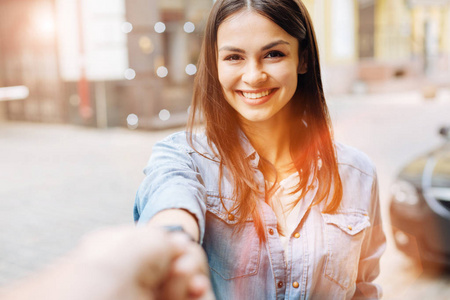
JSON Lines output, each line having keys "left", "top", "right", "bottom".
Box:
{"left": 134, "top": 0, "right": 386, "bottom": 299}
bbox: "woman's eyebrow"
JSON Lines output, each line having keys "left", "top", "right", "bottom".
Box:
{"left": 218, "top": 40, "right": 290, "bottom": 53}
{"left": 261, "top": 40, "right": 290, "bottom": 51}
{"left": 218, "top": 46, "right": 245, "bottom": 53}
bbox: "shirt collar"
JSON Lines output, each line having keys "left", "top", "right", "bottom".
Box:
{"left": 238, "top": 129, "right": 260, "bottom": 167}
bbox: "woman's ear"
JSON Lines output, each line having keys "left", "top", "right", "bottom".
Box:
{"left": 298, "top": 51, "right": 308, "bottom": 74}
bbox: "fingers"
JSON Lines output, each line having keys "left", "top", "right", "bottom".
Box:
{"left": 188, "top": 274, "right": 215, "bottom": 300}
{"left": 138, "top": 232, "right": 191, "bottom": 289}
{"left": 158, "top": 242, "right": 215, "bottom": 300}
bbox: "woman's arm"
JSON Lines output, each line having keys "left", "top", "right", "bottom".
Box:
{"left": 134, "top": 134, "right": 207, "bottom": 243}
{"left": 148, "top": 209, "right": 200, "bottom": 242}
{"left": 133, "top": 134, "right": 211, "bottom": 298}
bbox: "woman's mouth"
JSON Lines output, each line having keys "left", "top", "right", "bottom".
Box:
{"left": 239, "top": 89, "right": 277, "bottom": 106}
{"left": 241, "top": 89, "right": 273, "bottom": 99}
{"left": 238, "top": 89, "right": 277, "bottom": 106}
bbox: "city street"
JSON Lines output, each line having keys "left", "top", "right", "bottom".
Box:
{"left": 1, "top": 88, "right": 450, "bottom": 299}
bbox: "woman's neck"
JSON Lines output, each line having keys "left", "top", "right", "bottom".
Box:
{"left": 240, "top": 113, "right": 295, "bottom": 182}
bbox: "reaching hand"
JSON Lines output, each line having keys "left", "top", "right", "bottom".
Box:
{"left": 1, "top": 225, "right": 215, "bottom": 300}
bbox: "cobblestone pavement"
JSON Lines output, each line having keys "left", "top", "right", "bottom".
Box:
{"left": 1, "top": 88, "right": 450, "bottom": 299}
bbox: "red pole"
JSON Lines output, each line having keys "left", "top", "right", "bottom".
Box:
{"left": 76, "top": 0, "right": 92, "bottom": 120}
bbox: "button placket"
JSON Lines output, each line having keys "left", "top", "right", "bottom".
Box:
{"left": 261, "top": 204, "right": 286, "bottom": 299}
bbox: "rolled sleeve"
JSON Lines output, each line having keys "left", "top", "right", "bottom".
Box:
{"left": 133, "top": 136, "right": 207, "bottom": 244}
{"left": 353, "top": 173, "right": 386, "bottom": 299}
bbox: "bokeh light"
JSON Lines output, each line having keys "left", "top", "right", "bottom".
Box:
{"left": 159, "top": 109, "right": 170, "bottom": 121}
{"left": 124, "top": 68, "right": 136, "bottom": 80}
{"left": 69, "top": 94, "right": 80, "bottom": 107}
{"left": 139, "top": 36, "right": 154, "bottom": 54}
{"left": 156, "top": 66, "right": 168, "bottom": 78}
{"left": 154, "top": 22, "right": 166, "bottom": 33}
{"left": 185, "top": 64, "right": 197, "bottom": 76}
{"left": 121, "top": 22, "right": 133, "bottom": 33}
{"left": 183, "top": 22, "right": 195, "bottom": 33}
{"left": 127, "top": 113, "right": 139, "bottom": 129}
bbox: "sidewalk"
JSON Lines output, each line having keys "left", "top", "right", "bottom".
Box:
{"left": 0, "top": 122, "right": 180, "bottom": 285}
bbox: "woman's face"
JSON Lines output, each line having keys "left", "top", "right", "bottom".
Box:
{"left": 217, "top": 10, "right": 299, "bottom": 126}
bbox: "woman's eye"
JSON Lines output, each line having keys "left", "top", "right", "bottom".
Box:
{"left": 224, "top": 54, "right": 242, "bottom": 61}
{"left": 266, "top": 51, "right": 285, "bottom": 58}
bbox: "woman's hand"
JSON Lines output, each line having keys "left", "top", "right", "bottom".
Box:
{"left": 157, "top": 240, "right": 215, "bottom": 300}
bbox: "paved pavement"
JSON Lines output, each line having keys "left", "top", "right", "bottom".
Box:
{"left": 0, "top": 123, "right": 176, "bottom": 284}
{"left": 1, "top": 88, "right": 450, "bottom": 298}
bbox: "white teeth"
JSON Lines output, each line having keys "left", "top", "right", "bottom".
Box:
{"left": 242, "top": 89, "right": 271, "bottom": 99}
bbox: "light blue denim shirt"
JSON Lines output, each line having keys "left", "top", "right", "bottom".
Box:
{"left": 134, "top": 131, "right": 386, "bottom": 300}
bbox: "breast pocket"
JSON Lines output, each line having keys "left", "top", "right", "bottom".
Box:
{"left": 203, "top": 193, "right": 261, "bottom": 280}
{"left": 322, "top": 210, "right": 370, "bottom": 289}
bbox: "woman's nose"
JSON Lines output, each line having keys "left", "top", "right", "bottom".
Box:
{"left": 242, "top": 62, "right": 267, "bottom": 86}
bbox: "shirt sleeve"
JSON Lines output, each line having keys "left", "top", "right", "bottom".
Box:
{"left": 353, "top": 172, "right": 386, "bottom": 299}
{"left": 133, "top": 136, "right": 207, "bottom": 244}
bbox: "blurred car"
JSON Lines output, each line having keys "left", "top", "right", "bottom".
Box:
{"left": 390, "top": 126, "right": 450, "bottom": 267}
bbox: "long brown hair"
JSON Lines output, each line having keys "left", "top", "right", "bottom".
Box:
{"left": 187, "top": 0, "right": 343, "bottom": 241}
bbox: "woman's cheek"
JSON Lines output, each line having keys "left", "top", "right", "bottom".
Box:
{"left": 219, "top": 68, "right": 239, "bottom": 87}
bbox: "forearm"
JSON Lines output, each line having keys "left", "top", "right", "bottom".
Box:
{"left": 0, "top": 226, "right": 194, "bottom": 300}
{"left": 148, "top": 209, "right": 200, "bottom": 242}
{"left": 0, "top": 253, "right": 112, "bottom": 300}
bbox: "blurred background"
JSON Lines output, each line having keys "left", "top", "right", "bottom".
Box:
{"left": 0, "top": 0, "right": 449, "bottom": 127}
{"left": 0, "top": 0, "right": 450, "bottom": 299}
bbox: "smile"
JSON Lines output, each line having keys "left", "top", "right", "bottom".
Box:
{"left": 241, "top": 89, "right": 274, "bottom": 99}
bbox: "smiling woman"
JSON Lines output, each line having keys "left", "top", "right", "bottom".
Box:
{"left": 134, "top": 1, "right": 386, "bottom": 299}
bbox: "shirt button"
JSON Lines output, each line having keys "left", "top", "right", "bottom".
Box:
{"left": 348, "top": 225, "right": 353, "bottom": 230}
{"left": 277, "top": 281, "right": 283, "bottom": 288}
{"left": 294, "top": 232, "right": 300, "bottom": 238}
{"left": 268, "top": 228, "right": 274, "bottom": 235}
{"left": 227, "top": 214, "right": 235, "bottom": 221}
{"left": 292, "top": 281, "right": 299, "bottom": 288}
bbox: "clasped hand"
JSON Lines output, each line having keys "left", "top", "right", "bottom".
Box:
{"left": 1, "top": 226, "right": 215, "bottom": 300}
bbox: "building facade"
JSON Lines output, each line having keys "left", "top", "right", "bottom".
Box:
{"left": 0, "top": 0, "right": 449, "bottom": 128}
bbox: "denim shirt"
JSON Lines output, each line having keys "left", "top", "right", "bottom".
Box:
{"left": 134, "top": 131, "right": 386, "bottom": 300}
